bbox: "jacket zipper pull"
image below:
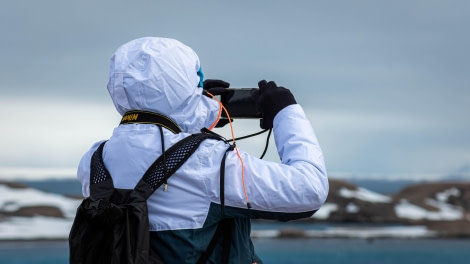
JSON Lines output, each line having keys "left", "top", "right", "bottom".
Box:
{"left": 164, "top": 183, "right": 168, "bottom": 191}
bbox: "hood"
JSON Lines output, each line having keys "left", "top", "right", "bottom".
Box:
{"left": 107, "top": 37, "right": 220, "bottom": 133}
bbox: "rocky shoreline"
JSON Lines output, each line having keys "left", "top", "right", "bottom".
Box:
{"left": 1, "top": 179, "right": 470, "bottom": 239}
{"left": 302, "top": 179, "right": 470, "bottom": 238}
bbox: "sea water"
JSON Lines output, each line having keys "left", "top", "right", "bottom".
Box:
{"left": 1, "top": 238, "right": 470, "bottom": 264}
{"left": 254, "top": 238, "right": 470, "bottom": 264}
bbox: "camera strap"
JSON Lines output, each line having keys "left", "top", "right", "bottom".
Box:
{"left": 226, "top": 128, "right": 272, "bottom": 159}
{"left": 120, "top": 110, "right": 182, "bottom": 134}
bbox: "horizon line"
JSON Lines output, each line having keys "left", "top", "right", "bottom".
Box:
{"left": 0, "top": 166, "right": 468, "bottom": 182}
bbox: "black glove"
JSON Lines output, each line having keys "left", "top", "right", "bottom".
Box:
{"left": 203, "top": 79, "right": 230, "bottom": 96}
{"left": 203, "top": 79, "right": 232, "bottom": 128}
{"left": 255, "top": 80, "right": 297, "bottom": 129}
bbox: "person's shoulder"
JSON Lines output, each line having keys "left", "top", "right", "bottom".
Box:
{"left": 78, "top": 140, "right": 107, "bottom": 167}
{"left": 196, "top": 133, "right": 230, "bottom": 154}
{"left": 88, "top": 140, "right": 107, "bottom": 154}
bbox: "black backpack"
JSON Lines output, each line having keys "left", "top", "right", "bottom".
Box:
{"left": 69, "top": 133, "right": 217, "bottom": 264}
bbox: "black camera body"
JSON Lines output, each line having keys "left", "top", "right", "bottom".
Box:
{"left": 220, "top": 88, "right": 261, "bottom": 119}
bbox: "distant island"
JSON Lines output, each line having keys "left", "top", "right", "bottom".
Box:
{"left": 287, "top": 179, "right": 470, "bottom": 238}
{"left": 1, "top": 179, "right": 469, "bottom": 240}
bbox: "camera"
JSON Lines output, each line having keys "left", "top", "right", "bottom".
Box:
{"left": 219, "top": 88, "right": 261, "bottom": 119}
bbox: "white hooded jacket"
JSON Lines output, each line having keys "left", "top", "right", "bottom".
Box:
{"left": 77, "top": 37, "right": 328, "bottom": 263}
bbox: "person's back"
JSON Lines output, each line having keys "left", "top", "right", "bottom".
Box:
{"left": 77, "top": 37, "right": 328, "bottom": 263}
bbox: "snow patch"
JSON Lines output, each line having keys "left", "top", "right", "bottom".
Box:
{"left": 346, "top": 203, "right": 360, "bottom": 213}
{"left": 435, "top": 187, "right": 460, "bottom": 202}
{"left": 424, "top": 198, "right": 463, "bottom": 220}
{"left": 312, "top": 203, "right": 338, "bottom": 220}
{"left": 0, "top": 184, "right": 81, "bottom": 218}
{"left": 0, "top": 216, "right": 74, "bottom": 240}
{"left": 394, "top": 199, "right": 462, "bottom": 221}
{"left": 339, "top": 187, "right": 392, "bottom": 203}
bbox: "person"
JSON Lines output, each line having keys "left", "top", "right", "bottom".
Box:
{"left": 77, "top": 37, "right": 328, "bottom": 264}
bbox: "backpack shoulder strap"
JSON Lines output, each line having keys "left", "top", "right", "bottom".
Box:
{"left": 134, "top": 132, "right": 223, "bottom": 199}
{"left": 89, "top": 141, "right": 115, "bottom": 200}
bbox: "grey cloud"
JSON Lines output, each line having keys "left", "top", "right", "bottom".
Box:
{"left": 1, "top": 1, "right": 469, "bottom": 178}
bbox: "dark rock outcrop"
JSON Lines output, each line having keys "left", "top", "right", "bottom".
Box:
{"left": 325, "top": 180, "right": 399, "bottom": 223}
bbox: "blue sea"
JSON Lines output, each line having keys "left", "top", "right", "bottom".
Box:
{"left": 1, "top": 238, "right": 470, "bottom": 264}
{"left": 2, "top": 178, "right": 469, "bottom": 263}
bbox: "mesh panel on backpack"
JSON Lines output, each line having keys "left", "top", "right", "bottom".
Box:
{"left": 90, "top": 142, "right": 110, "bottom": 184}
{"left": 143, "top": 133, "right": 212, "bottom": 190}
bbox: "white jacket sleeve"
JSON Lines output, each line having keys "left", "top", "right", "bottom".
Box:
{"left": 221, "top": 104, "right": 328, "bottom": 215}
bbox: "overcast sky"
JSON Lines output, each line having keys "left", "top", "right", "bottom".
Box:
{"left": 1, "top": 1, "right": 469, "bottom": 180}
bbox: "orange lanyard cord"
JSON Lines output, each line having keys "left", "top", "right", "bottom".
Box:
{"left": 206, "top": 92, "right": 251, "bottom": 208}
{"left": 207, "top": 93, "right": 223, "bottom": 131}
